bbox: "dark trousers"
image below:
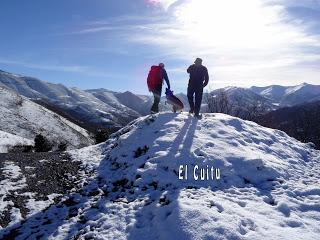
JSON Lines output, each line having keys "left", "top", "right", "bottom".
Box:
{"left": 151, "top": 85, "right": 162, "bottom": 113}
{"left": 187, "top": 84, "right": 203, "bottom": 115}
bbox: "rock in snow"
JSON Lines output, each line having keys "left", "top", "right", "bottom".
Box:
{"left": 1, "top": 113, "right": 319, "bottom": 239}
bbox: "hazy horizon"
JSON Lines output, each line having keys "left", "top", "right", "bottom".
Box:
{"left": 1, "top": 67, "right": 318, "bottom": 96}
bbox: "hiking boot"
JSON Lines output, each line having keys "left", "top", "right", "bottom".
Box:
{"left": 194, "top": 113, "right": 202, "bottom": 119}
{"left": 189, "top": 110, "right": 194, "bottom": 114}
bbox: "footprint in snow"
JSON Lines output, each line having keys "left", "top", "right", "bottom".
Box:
{"left": 208, "top": 200, "right": 224, "bottom": 213}
{"left": 218, "top": 130, "right": 228, "bottom": 135}
{"left": 236, "top": 201, "right": 247, "bottom": 207}
{"left": 284, "top": 220, "right": 303, "bottom": 228}
{"left": 205, "top": 142, "right": 215, "bottom": 148}
{"left": 239, "top": 218, "right": 256, "bottom": 235}
{"left": 194, "top": 148, "right": 207, "bottom": 158}
{"left": 165, "top": 211, "right": 172, "bottom": 218}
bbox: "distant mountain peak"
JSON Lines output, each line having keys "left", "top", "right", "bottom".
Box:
{"left": 122, "top": 90, "right": 135, "bottom": 95}
{"left": 0, "top": 69, "right": 23, "bottom": 78}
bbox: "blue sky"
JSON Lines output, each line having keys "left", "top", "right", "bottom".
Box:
{"left": 0, "top": 0, "right": 319, "bottom": 94}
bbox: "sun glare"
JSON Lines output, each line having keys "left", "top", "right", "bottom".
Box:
{"left": 173, "top": 0, "right": 296, "bottom": 48}
{"left": 136, "top": 0, "right": 319, "bottom": 88}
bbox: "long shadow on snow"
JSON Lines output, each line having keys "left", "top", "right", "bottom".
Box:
{"left": 126, "top": 116, "right": 280, "bottom": 239}
{"left": 126, "top": 114, "right": 198, "bottom": 239}
{"left": 0, "top": 113, "right": 280, "bottom": 239}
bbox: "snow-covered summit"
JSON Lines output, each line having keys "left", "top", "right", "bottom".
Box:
{"left": 4, "top": 113, "right": 319, "bottom": 239}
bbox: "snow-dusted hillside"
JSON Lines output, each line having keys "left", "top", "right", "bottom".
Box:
{"left": 0, "top": 130, "right": 33, "bottom": 153}
{"left": 2, "top": 113, "right": 319, "bottom": 239}
{"left": 87, "top": 89, "right": 150, "bottom": 116}
{"left": 115, "top": 91, "right": 152, "bottom": 115}
{"left": 2, "top": 69, "right": 319, "bottom": 125}
{"left": 207, "top": 87, "right": 277, "bottom": 115}
{"left": 0, "top": 70, "right": 141, "bottom": 128}
{"left": 88, "top": 89, "right": 182, "bottom": 115}
{"left": 221, "top": 87, "right": 275, "bottom": 108}
{"left": 0, "top": 86, "right": 93, "bottom": 149}
{"left": 251, "top": 85, "right": 287, "bottom": 103}
{"left": 251, "top": 83, "right": 320, "bottom": 106}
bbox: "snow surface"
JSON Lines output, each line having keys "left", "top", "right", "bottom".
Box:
{"left": 0, "top": 162, "right": 26, "bottom": 227}
{"left": 0, "top": 86, "right": 93, "bottom": 149}
{"left": 0, "top": 160, "right": 66, "bottom": 229}
{"left": 2, "top": 112, "right": 319, "bottom": 239}
{"left": 0, "top": 130, "right": 33, "bottom": 153}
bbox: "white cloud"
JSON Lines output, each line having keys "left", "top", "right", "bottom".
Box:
{"left": 267, "top": 0, "right": 320, "bottom": 10}
{"left": 147, "top": 0, "right": 179, "bottom": 10}
{"left": 68, "top": 26, "right": 118, "bottom": 34}
{"left": 0, "top": 59, "right": 122, "bottom": 78}
{"left": 131, "top": 0, "right": 320, "bottom": 88}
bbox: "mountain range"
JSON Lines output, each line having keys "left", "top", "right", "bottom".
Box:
{"left": 208, "top": 83, "right": 320, "bottom": 112}
{"left": 250, "top": 83, "right": 320, "bottom": 106}
{"left": 0, "top": 70, "right": 142, "bottom": 129}
{"left": 1, "top": 69, "right": 320, "bottom": 132}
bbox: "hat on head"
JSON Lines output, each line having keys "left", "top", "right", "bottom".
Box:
{"left": 194, "top": 58, "right": 202, "bottom": 65}
{"left": 159, "top": 63, "right": 165, "bottom": 68}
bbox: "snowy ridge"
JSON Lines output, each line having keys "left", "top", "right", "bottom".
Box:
{"left": 0, "top": 130, "right": 33, "bottom": 153}
{"left": 2, "top": 69, "right": 320, "bottom": 125}
{"left": 3, "top": 113, "right": 319, "bottom": 239}
{"left": 221, "top": 86, "right": 274, "bottom": 107}
{"left": 0, "top": 68, "right": 178, "bottom": 123}
{"left": 0, "top": 70, "right": 141, "bottom": 128}
{"left": 250, "top": 83, "right": 320, "bottom": 106}
{"left": 0, "top": 86, "right": 93, "bottom": 149}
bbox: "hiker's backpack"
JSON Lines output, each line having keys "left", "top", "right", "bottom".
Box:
{"left": 147, "top": 66, "right": 162, "bottom": 92}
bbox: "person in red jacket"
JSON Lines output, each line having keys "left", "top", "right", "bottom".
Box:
{"left": 148, "top": 63, "right": 171, "bottom": 113}
{"left": 187, "top": 58, "right": 209, "bottom": 119}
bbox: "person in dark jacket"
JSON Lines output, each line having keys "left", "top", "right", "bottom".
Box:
{"left": 187, "top": 58, "right": 209, "bottom": 118}
{"left": 151, "top": 63, "right": 171, "bottom": 113}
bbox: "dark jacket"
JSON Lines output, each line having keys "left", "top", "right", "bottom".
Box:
{"left": 187, "top": 64, "right": 209, "bottom": 88}
{"left": 162, "top": 68, "right": 170, "bottom": 89}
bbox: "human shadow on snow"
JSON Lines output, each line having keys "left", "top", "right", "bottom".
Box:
{"left": 1, "top": 113, "right": 280, "bottom": 240}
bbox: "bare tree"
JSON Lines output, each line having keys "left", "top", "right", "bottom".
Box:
{"left": 242, "top": 101, "right": 268, "bottom": 121}
{"left": 205, "top": 89, "right": 233, "bottom": 114}
{"left": 205, "top": 89, "right": 268, "bottom": 121}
